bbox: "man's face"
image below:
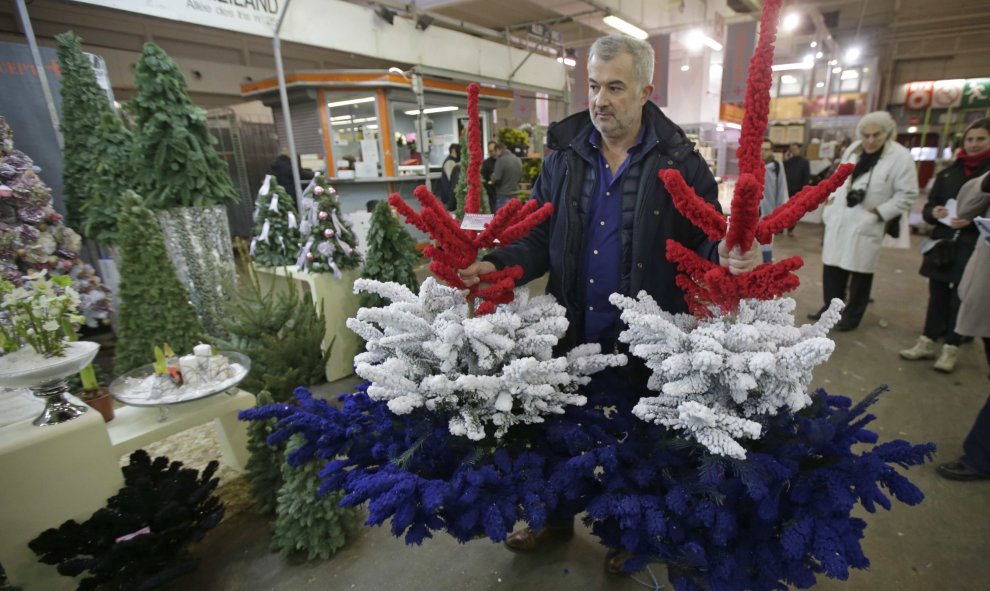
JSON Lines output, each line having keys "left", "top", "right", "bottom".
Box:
{"left": 761, "top": 142, "right": 774, "bottom": 162}
{"left": 588, "top": 52, "right": 651, "bottom": 140}
{"left": 488, "top": 143, "right": 497, "bottom": 157}
{"left": 860, "top": 124, "right": 886, "bottom": 154}
{"left": 788, "top": 144, "right": 800, "bottom": 156}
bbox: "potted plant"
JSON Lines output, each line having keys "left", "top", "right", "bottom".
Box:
{"left": 62, "top": 324, "right": 114, "bottom": 422}
{"left": 0, "top": 271, "right": 101, "bottom": 426}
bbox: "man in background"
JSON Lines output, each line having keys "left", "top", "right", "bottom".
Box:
{"left": 761, "top": 140, "right": 789, "bottom": 261}
{"left": 489, "top": 141, "right": 522, "bottom": 210}
{"left": 783, "top": 142, "right": 810, "bottom": 236}
{"left": 481, "top": 140, "right": 498, "bottom": 212}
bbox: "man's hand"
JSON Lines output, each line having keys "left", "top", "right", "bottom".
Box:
{"left": 718, "top": 240, "right": 761, "bottom": 275}
{"left": 949, "top": 217, "right": 972, "bottom": 229}
{"left": 457, "top": 261, "right": 497, "bottom": 290}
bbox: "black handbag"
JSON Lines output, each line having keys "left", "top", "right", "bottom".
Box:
{"left": 920, "top": 231, "right": 958, "bottom": 269}
{"left": 884, "top": 215, "right": 902, "bottom": 238}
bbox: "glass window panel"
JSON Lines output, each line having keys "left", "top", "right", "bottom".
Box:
{"left": 325, "top": 91, "right": 382, "bottom": 178}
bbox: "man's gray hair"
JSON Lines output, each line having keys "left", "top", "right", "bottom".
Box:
{"left": 589, "top": 35, "right": 655, "bottom": 90}
{"left": 856, "top": 111, "right": 897, "bottom": 141}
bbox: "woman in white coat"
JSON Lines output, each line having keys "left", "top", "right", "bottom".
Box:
{"left": 810, "top": 111, "right": 919, "bottom": 331}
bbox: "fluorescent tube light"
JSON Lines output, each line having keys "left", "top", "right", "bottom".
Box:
{"left": 404, "top": 106, "right": 459, "bottom": 115}
{"left": 840, "top": 69, "right": 859, "bottom": 80}
{"left": 557, "top": 56, "right": 577, "bottom": 67}
{"left": 781, "top": 75, "right": 798, "bottom": 84}
{"left": 688, "top": 29, "right": 723, "bottom": 51}
{"left": 771, "top": 62, "right": 813, "bottom": 71}
{"left": 327, "top": 96, "right": 376, "bottom": 108}
{"left": 603, "top": 14, "right": 648, "bottom": 40}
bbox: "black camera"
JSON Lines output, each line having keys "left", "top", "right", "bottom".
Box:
{"left": 846, "top": 188, "right": 866, "bottom": 207}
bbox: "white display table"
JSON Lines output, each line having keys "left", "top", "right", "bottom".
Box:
{"left": 256, "top": 265, "right": 361, "bottom": 381}
{"left": 0, "top": 389, "right": 254, "bottom": 590}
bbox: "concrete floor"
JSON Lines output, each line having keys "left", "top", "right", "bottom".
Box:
{"left": 160, "top": 222, "right": 990, "bottom": 591}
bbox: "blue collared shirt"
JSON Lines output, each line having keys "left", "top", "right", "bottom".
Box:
{"left": 580, "top": 126, "right": 646, "bottom": 346}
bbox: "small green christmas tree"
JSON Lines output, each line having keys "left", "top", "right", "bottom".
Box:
{"left": 271, "top": 434, "right": 356, "bottom": 559}
{"left": 250, "top": 174, "right": 301, "bottom": 268}
{"left": 244, "top": 390, "right": 284, "bottom": 515}
{"left": 360, "top": 200, "right": 420, "bottom": 309}
{"left": 296, "top": 174, "right": 361, "bottom": 275}
{"left": 129, "top": 42, "right": 239, "bottom": 209}
{"left": 55, "top": 31, "right": 116, "bottom": 233}
{"left": 114, "top": 190, "right": 204, "bottom": 374}
{"left": 217, "top": 259, "right": 329, "bottom": 403}
{"left": 79, "top": 110, "right": 135, "bottom": 244}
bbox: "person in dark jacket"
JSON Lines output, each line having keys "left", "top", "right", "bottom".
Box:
{"left": 269, "top": 154, "right": 313, "bottom": 200}
{"left": 783, "top": 142, "right": 810, "bottom": 236}
{"left": 457, "top": 34, "right": 758, "bottom": 571}
{"left": 437, "top": 143, "right": 461, "bottom": 210}
{"left": 481, "top": 140, "right": 498, "bottom": 212}
{"left": 900, "top": 118, "right": 990, "bottom": 373}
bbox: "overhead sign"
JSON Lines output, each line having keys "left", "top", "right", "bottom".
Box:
{"left": 905, "top": 81, "right": 933, "bottom": 110}
{"left": 963, "top": 78, "right": 990, "bottom": 108}
{"left": 74, "top": 0, "right": 283, "bottom": 38}
{"left": 932, "top": 79, "right": 964, "bottom": 109}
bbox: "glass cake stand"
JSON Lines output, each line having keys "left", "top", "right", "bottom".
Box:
{"left": 109, "top": 351, "right": 251, "bottom": 422}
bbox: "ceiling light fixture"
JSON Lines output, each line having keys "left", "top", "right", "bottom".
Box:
{"left": 680, "top": 63, "right": 690, "bottom": 72}
{"left": 327, "top": 96, "right": 376, "bottom": 108}
{"left": 404, "top": 106, "right": 459, "bottom": 115}
{"left": 771, "top": 62, "right": 814, "bottom": 71}
{"left": 782, "top": 12, "right": 800, "bottom": 32}
{"left": 687, "top": 29, "right": 723, "bottom": 51}
{"left": 781, "top": 74, "right": 798, "bottom": 84}
{"left": 603, "top": 13, "right": 648, "bottom": 40}
{"left": 845, "top": 46, "right": 861, "bottom": 61}
{"left": 815, "top": 81, "right": 825, "bottom": 88}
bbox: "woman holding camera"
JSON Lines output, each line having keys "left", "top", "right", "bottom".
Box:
{"left": 811, "top": 111, "right": 919, "bottom": 331}
{"left": 900, "top": 118, "right": 990, "bottom": 372}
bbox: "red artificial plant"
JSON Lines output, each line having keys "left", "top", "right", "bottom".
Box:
{"left": 388, "top": 83, "right": 553, "bottom": 315}
{"left": 660, "top": 0, "right": 854, "bottom": 317}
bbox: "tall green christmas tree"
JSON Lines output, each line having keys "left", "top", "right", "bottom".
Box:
{"left": 55, "top": 31, "right": 119, "bottom": 234}
{"left": 296, "top": 174, "right": 361, "bottom": 275}
{"left": 250, "top": 174, "right": 301, "bottom": 268}
{"left": 114, "top": 191, "right": 204, "bottom": 374}
{"left": 78, "top": 110, "right": 135, "bottom": 244}
{"left": 129, "top": 42, "right": 238, "bottom": 209}
{"left": 271, "top": 434, "right": 356, "bottom": 559}
{"left": 217, "top": 259, "right": 328, "bottom": 403}
{"left": 360, "top": 200, "right": 420, "bottom": 309}
{"left": 243, "top": 390, "right": 284, "bottom": 515}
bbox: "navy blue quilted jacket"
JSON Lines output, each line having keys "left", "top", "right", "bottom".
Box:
{"left": 486, "top": 102, "right": 720, "bottom": 348}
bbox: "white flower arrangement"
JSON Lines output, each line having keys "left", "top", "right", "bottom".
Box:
{"left": 610, "top": 292, "right": 844, "bottom": 459}
{"left": 347, "top": 278, "right": 627, "bottom": 441}
{"left": 0, "top": 270, "right": 84, "bottom": 357}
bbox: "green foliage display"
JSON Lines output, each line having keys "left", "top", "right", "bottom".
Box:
{"left": 55, "top": 31, "right": 113, "bottom": 233}
{"left": 271, "top": 434, "right": 356, "bottom": 560}
{"left": 216, "top": 260, "right": 328, "bottom": 402}
{"left": 114, "top": 191, "right": 204, "bottom": 374}
{"left": 129, "top": 42, "right": 238, "bottom": 209}
{"left": 521, "top": 157, "right": 542, "bottom": 185}
{"left": 84, "top": 112, "right": 135, "bottom": 243}
{"left": 244, "top": 390, "right": 284, "bottom": 515}
{"left": 297, "top": 175, "right": 361, "bottom": 274}
{"left": 360, "top": 200, "right": 420, "bottom": 308}
{"left": 251, "top": 175, "right": 301, "bottom": 268}
{"left": 497, "top": 127, "right": 530, "bottom": 155}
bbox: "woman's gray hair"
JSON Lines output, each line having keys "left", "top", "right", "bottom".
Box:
{"left": 856, "top": 111, "right": 897, "bottom": 141}
{"left": 588, "top": 35, "right": 655, "bottom": 90}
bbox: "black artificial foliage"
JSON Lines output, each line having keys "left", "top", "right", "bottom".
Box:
{"left": 29, "top": 450, "right": 224, "bottom": 591}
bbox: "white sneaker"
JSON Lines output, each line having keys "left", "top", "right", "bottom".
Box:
{"left": 934, "top": 345, "right": 959, "bottom": 373}
{"left": 899, "top": 336, "right": 936, "bottom": 360}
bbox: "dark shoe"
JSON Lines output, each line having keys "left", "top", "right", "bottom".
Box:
{"left": 604, "top": 550, "right": 634, "bottom": 575}
{"left": 937, "top": 460, "right": 990, "bottom": 481}
{"left": 834, "top": 320, "right": 858, "bottom": 332}
{"left": 503, "top": 525, "right": 574, "bottom": 552}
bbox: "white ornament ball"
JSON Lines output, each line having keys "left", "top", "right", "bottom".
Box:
{"left": 324, "top": 228, "right": 335, "bottom": 239}
{"left": 318, "top": 211, "right": 329, "bottom": 221}
{"left": 313, "top": 186, "right": 325, "bottom": 196}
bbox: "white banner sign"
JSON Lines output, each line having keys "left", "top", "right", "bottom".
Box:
{"left": 74, "top": 0, "right": 283, "bottom": 38}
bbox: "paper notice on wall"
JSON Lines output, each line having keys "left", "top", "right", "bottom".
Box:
{"left": 360, "top": 139, "right": 380, "bottom": 165}
{"left": 354, "top": 161, "right": 378, "bottom": 178}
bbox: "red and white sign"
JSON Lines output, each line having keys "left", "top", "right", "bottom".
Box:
{"left": 932, "top": 79, "right": 964, "bottom": 108}
{"left": 905, "top": 82, "right": 934, "bottom": 110}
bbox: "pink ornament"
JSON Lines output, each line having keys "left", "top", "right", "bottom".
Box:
{"left": 324, "top": 228, "right": 335, "bottom": 239}
{"left": 306, "top": 252, "right": 314, "bottom": 262}
{"left": 318, "top": 211, "right": 329, "bottom": 221}
{"left": 313, "top": 186, "right": 325, "bottom": 196}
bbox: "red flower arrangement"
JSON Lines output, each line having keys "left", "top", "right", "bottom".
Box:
{"left": 388, "top": 83, "right": 553, "bottom": 315}
{"left": 659, "top": 0, "right": 854, "bottom": 317}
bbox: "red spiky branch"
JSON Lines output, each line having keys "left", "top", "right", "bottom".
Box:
{"left": 389, "top": 83, "right": 553, "bottom": 315}
{"left": 658, "top": 0, "right": 854, "bottom": 317}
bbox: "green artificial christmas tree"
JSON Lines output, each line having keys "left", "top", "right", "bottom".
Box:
{"left": 244, "top": 390, "right": 284, "bottom": 515}
{"left": 79, "top": 110, "right": 135, "bottom": 244}
{"left": 129, "top": 42, "right": 238, "bottom": 209}
{"left": 217, "top": 259, "right": 329, "bottom": 403}
{"left": 360, "top": 199, "right": 420, "bottom": 309}
{"left": 55, "top": 31, "right": 118, "bottom": 234}
{"left": 114, "top": 190, "right": 204, "bottom": 374}
{"left": 270, "top": 434, "right": 356, "bottom": 560}
{"left": 296, "top": 174, "right": 361, "bottom": 275}
{"left": 250, "top": 174, "right": 301, "bottom": 268}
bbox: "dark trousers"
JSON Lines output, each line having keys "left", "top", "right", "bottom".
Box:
{"left": 923, "top": 279, "right": 962, "bottom": 345}
{"left": 961, "top": 339, "right": 990, "bottom": 474}
{"left": 822, "top": 264, "right": 873, "bottom": 327}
